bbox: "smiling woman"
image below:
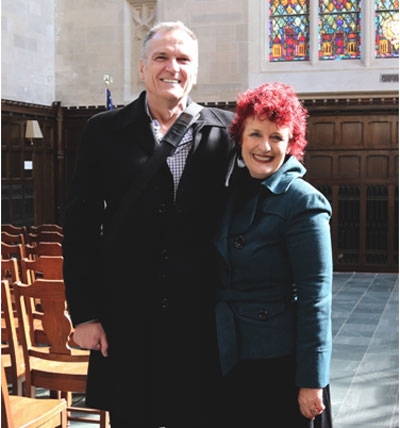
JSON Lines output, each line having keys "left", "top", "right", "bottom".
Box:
{"left": 213, "top": 81, "right": 334, "bottom": 427}
{"left": 240, "top": 117, "right": 292, "bottom": 179}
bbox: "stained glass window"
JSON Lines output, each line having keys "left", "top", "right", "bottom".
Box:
{"left": 375, "top": 0, "right": 399, "bottom": 58}
{"left": 319, "top": 0, "right": 361, "bottom": 60}
{"left": 269, "top": 1, "right": 310, "bottom": 62}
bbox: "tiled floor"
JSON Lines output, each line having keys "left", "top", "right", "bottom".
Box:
{"left": 54, "top": 272, "right": 400, "bottom": 427}
{"left": 330, "top": 271, "right": 399, "bottom": 428}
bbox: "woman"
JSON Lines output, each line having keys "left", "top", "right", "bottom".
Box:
{"left": 214, "top": 82, "right": 333, "bottom": 427}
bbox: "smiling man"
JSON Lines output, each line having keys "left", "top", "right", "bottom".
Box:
{"left": 62, "top": 21, "right": 235, "bottom": 428}
{"left": 139, "top": 23, "right": 199, "bottom": 135}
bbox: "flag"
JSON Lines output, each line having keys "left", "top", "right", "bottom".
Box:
{"left": 106, "top": 87, "right": 115, "bottom": 110}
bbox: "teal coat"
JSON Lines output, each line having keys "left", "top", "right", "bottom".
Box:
{"left": 214, "top": 155, "right": 333, "bottom": 388}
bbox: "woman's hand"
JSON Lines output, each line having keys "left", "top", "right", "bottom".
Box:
{"left": 298, "top": 387, "right": 325, "bottom": 420}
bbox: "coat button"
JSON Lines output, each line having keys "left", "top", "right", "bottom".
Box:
{"left": 234, "top": 235, "right": 245, "bottom": 249}
{"left": 158, "top": 203, "right": 167, "bottom": 214}
{"left": 160, "top": 297, "right": 169, "bottom": 309}
{"left": 257, "top": 310, "right": 268, "bottom": 320}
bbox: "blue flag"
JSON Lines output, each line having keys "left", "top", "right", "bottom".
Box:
{"left": 106, "top": 87, "right": 115, "bottom": 110}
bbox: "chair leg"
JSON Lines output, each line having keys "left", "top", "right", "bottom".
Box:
{"left": 100, "top": 410, "right": 110, "bottom": 428}
{"left": 60, "top": 391, "right": 73, "bottom": 405}
{"left": 16, "top": 378, "right": 24, "bottom": 396}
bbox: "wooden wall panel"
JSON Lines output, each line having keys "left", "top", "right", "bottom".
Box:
{"left": 366, "top": 155, "right": 389, "bottom": 178}
{"left": 339, "top": 121, "right": 363, "bottom": 146}
{"left": 365, "top": 117, "right": 393, "bottom": 147}
{"left": 339, "top": 155, "right": 361, "bottom": 177}
{"left": 308, "top": 120, "right": 336, "bottom": 147}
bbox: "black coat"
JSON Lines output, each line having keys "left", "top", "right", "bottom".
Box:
{"left": 62, "top": 91, "right": 235, "bottom": 426}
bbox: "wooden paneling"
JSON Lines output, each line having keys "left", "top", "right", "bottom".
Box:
{"left": 304, "top": 102, "right": 398, "bottom": 272}
{"left": 1, "top": 101, "right": 60, "bottom": 225}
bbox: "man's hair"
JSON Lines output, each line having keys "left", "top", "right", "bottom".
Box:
{"left": 140, "top": 20, "right": 198, "bottom": 62}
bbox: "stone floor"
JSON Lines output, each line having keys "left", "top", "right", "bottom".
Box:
{"left": 329, "top": 271, "right": 398, "bottom": 428}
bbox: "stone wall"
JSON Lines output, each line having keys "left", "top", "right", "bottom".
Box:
{"left": 2, "top": 0, "right": 55, "bottom": 105}
{"left": 2, "top": 0, "right": 398, "bottom": 107}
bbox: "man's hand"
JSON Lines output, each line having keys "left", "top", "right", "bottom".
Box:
{"left": 72, "top": 322, "right": 108, "bottom": 357}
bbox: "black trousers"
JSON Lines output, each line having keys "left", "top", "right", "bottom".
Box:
{"left": 212, "top": 356, "right": 333, "bottom": 428}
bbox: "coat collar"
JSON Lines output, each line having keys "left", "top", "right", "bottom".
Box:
{"left": 260, "top": 155, "right": 306, "bottom": 194}
{"left": 215, "top": 156, "right": 307, "bottom": 260}
{"left": 103, "top": 91, "right": 229, "bottom": 131}
{"left": 225, "top": 153, "right": 306, "bottom": 193}
{"left": 101, "top": 91, "right": 149, "bottom": 130}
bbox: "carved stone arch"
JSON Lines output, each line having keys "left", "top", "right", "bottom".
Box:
{"left": 125, "top": 1, "right": 156, "bottom": 97}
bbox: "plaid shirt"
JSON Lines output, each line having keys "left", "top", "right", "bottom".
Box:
{"left": 152, "top": 119, "right": 193, "bottom": 202}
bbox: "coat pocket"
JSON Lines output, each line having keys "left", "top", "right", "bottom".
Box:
{"left": 232, "top": 301, "right": 297, "bottom": 360}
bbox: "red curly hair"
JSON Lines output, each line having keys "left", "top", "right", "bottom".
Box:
{"left": 230, "top": 82, "right": 309, "bottom": 160}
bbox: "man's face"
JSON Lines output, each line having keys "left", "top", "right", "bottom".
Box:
{"left": 139, "top": 29, "right": 198, "bottom": 104}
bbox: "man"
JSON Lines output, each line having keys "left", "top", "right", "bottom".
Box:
{"left": 62, "top": 21, "right": 234, "bottom": 427}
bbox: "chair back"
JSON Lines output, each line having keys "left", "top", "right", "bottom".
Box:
{"left": 25, "top": 241, "right": 63, "bottom": 259}
{"left": 29, "top": 224, "right": 63, "bottom": 235}
{"left": 1, "top": 280, "right": 25, "bottom": 396}
{"left": 1, "top": 231, "right": 26, "bottom": 247}
{"left": 1, "top": 224, "right": 27, "bottom": 239}
{"left": 18, "top": 256, "right": 63, "bottom": 345}
{"left": 1, "top": 258, "right": 20, "bottom": 284}
{"left": 1, "top": 242, "right": 25, "bottom": 261}
{"left": 1, "top": 259, "right": 21, "bottom": 344}
{"left": 27, "top": 230, "right": 64, "bottom": 246}
{"left": 21, "top": 255, "right": 64, "bottom": 284}
{"left": 13, "top": 278, "right": 88, "bottom": 362}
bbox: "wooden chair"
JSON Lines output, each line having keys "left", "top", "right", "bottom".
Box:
{"left": 13, "top": 278, "right": 110, "bottom": 427}
{"left": 1, "top": 256, "right": 21, "bottom": 285}
{"left": 1, "top": 231, "right": 26, "bottom": 247}
{"left": 29, "top": 224, "right": 63, "bottom": 235}
{"left": 19, "top": 256, "right": 64, "bottom": 345}
{"left": 20, "top": 255, "right": 64, "bottom": 285}
{"left": 1, "top": 224, "right": 28, "bottom": 240}
{"left": 1, "top": 258, "right": 21, "bottom": 343}
{"left": 1, "top": 280, "right": 25, "bottom": 396}
{"left": 1, "top": 241, "right": 26, "bottom": 261}
{"left": 25, "top": 241, "right": 63, "bottom": 259}
{"left": 1, "top": 242, "right": 26, "bottom": 286}
{"left": 1, "top": 359, "right": 67, "bottom": 428}
{"left": 1, "top": 256, "right": 52, "bottom": 359}
{"left": 27, "top": 231, "right": 64, "bottom": 246}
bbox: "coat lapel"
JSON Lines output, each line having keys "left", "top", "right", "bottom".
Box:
{"left": 214, "top": 193, "right": 234, "bottom": 261}
{"left": 214, "top": 175, "right": 261, "bottom": 264}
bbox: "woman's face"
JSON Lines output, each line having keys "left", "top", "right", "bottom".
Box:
{"left": 240, "top": 116, "right": 291, "bottom": 179}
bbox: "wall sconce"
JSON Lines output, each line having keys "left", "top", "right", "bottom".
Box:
{"left": 25, "top": 120, "right": 43, "bottom": 145}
